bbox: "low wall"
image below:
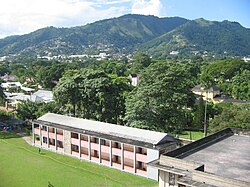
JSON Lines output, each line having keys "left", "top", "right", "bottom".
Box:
{"left": 165, "top": 128, "right": 234, "bottom": 158}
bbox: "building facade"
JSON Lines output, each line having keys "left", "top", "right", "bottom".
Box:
{"left": 32, "top": 113, "right": 177, "bottom": 180}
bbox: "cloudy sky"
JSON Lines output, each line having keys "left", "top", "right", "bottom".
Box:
{"left": 0, "top": 0, "right": 249, "bottom": 38}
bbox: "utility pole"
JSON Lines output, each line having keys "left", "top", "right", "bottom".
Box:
{"left": 204, "top": 90, "right": 208, "bottom": 137}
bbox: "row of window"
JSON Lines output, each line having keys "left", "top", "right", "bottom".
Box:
{"left": 42, "top": 137, "right": 63, "bottom": 148}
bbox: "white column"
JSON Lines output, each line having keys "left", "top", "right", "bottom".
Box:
{"left": 54, "top": 128, "right": 57, "bottom": 151}
{"left": 99, "top": 138, "right": 101, "bottom": 163}
{"left": 79, "top": 133, "right": 81, "bottom": 158}
{"left": 134, "top": 146, "right": 136, "bottom": 173}
{"left": 47, "top": 126, "right": 49, "bottom": 148}
{"left": 88, "top": 135, "right": 91, "bottom": 160}
{"left": 121, "top": 143, "right": 124, "bottom": 170}
{"left": 32, "top": 122, "right": 35, "bottom": 145}
{"left": 109, "top": 140, "right": 112, "bottom": 167}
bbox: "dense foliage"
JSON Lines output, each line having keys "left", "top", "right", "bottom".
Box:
{"left": 201, "top": 59, "right": 250, "bottom": 100}
{"left": 53, "top": 69, "right": 132, "bottom": 124}
{"left": 142, "top": 18, "right": 250, "bottom": 58}
{"left": 125, "top": 61, "right": 195, "bottom": 132}
{"left": 209, "top": 103, "right": 250, "bottom": 132}
{"left": 1, "top": 53, "right": 249, "bottom": 135}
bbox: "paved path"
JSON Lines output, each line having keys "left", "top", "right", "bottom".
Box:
{"left": 22, "top": 136, "right": 32, "bottom": 145}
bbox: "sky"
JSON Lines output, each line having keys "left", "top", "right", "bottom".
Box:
{"left": 0, "top": 0, "right": 249, "bottom": 39}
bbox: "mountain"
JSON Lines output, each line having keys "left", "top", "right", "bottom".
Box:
{"left": 0, "top": 15, "right": 250, "bottom": 58}
{"left": 141, "top": 18, "right": 250, "bottom": 58}
{"left": 0, "top": 14, "right": 188, "bottom": 56}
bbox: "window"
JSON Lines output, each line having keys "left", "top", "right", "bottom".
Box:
{"left": 178, "top": 184, "right": 186, "bottom": 187}
{"left": 100, "top": 139, "right": 106, "bottom": 145}
{"left": 94, "top": 150, "right": 98, "bottom": 157}
{"left": 43, "top": 137, "right": 47, "bottom": 144}
{"left": 49, "top": 139, "right": 55, "bottom": 145}
{"left": 115, "top": 156, "right": 119, "bottom": 162}
{"left": 138, "top": 161, "right": 142, "bottom": 169}
{"left": 41, "top": 126, "right": 47, "bottom": 131}
{"left": 169, "top": 173, "right": 175, "bottom": 186}
{"left": 115, "top": 142, "right": 119, "bottom": 148}
{"left": 72, "top": 145, "right": 79, "bottom": 152}
{"left": 71, "top": 132, "right": 78, "bottom": 139}
{"left": 94, "top": 137, "right": 99, "bottom": 143}
{"left": 138, "top": 147, "right": 143, "bottom": 154}
{"left": 57, "top": 141, "right": 63, "bottom": 148}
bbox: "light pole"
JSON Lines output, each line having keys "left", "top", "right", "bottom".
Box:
{"left": 204, "top": 89, "right": 208, "bottom": 137}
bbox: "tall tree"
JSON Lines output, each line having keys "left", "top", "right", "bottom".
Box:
{"left": 16, "top": 101, "right": 39, "bottom": 120}
{"left": 125, "top": 61, "right": 194, "bottom": 132}
{"left": 53, "top": 69, "right": 131, "bottom": 123}
{"left": 193, "top": 97, "right": 205, "bottom": 129}
{"left": 230, "top": 70, "right": 250, "bottom": 100}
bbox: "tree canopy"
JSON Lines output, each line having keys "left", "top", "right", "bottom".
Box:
{"left": 53, "top": 69, "right": 132, "bottom": 124}
{"left": 125, "top": 61, "right": 195, "bottom": 132}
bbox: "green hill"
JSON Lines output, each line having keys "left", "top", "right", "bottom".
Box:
{"left": 0, "top": 14, "right": 188, "bottom": 56}
{"left": 141, "top": 18, "right": 250, "bottom": 58}
{"left": 0, "top": 15, "right": 250, "bottom": 58}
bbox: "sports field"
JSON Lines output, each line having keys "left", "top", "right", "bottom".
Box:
{"left": 0, "top": 132, "right": 157, "bottom": 187}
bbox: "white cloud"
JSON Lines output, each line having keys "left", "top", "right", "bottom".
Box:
{"left": 0, "top": 0, "right": 130, "bottom": 38}
{"left": 131, "top": 0, "right": 162, "bottom": 16}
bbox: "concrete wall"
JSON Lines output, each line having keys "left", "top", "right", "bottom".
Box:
{"left": 192, "top": 170, "right": 250, "bottom": 187}
{"left": 159, "top": 155, "right": 203, "bottom": 171}
{"left": 147, "top": 149, "right": 159, "bottom": 180}
{"left": 63, "top": 130, "right": 71, "bottom": 154}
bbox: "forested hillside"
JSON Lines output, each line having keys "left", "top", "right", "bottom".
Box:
{"left": 142, "top": 18, "right": 250, "bottom": 58}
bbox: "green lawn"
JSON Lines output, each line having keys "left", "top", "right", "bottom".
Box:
{"left": 0, "top": 132, "right": 157, "bottom": 187}
{"left": 177, "top": 130, "right": 206, "bottom": 141}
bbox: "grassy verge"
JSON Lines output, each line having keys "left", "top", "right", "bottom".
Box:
{"left": 0, "top": 132, "right": 157, "bottom": 187}
{"left": 177, "top": 130, "right": 206, "bottom": 141}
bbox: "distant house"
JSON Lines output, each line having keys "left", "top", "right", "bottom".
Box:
{"left": 169, "top": 51, "right": 179, "bottom": 55}
{"left": 128, "top": 74, "right": 139, "bottom": 86}
{"left": 192, "top": 85, "right": 249, "bottom": 104}
{"left": 192, "top": 85, "right": 220, "bottom": 101}
{"left": 1, "top": 82, "right": 22, "bottom": 89}
{"left": 32, "top": 90, "right": 53, "bottom": 103}
{"left": 1, "top": 82, "right": 34, "bottom": 93}
{"left": 213, "top": 95, "right": 249, "bottom": 104}
{"left": 0, "top": 74, "right": 17, "bottom": 82}
{"left": 4, "top": 89, "right": 53, "bottom": 108}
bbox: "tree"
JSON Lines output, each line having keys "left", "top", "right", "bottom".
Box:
{"left": 16, "top": 101, "right": 39, "bottom": 120}
{"left": 53, "top": 69, "right": 131, "bottom": 123}
{"left": 230, "top": 70, "right": 250, "bottom": 100}
{"left": 201, "top": 59, "right": 249, "bottom": 83}
{"left": 209, "top": 103, "right": 250, "bottom": 132}
{"left": 130, "top": 53, "right": 152, "bottom": 73}
{"left": 193, "top": 97, "right": 205, "bottom": 129}
{"left": 125, "top": 61, "right": 195, "bottom": 132}
{"left": 108, "top": 74, "right": 132, "bottom": 124}
{"left": 53, "top": 70, "right": 81, "bottom": 116}
{"left": 37, "top": 64, "right": 66, "bottom": 89}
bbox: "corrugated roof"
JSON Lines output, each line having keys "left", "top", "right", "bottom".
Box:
{"left": 38, "top": 113, "right": 174, "bottom": 145}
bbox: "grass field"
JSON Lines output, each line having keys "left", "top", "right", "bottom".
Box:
{"left": 0, "top": 132, "right": 157, "bottom": 187}
{"left": 177, "top": 130, "right": 205, "bottom": 141}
